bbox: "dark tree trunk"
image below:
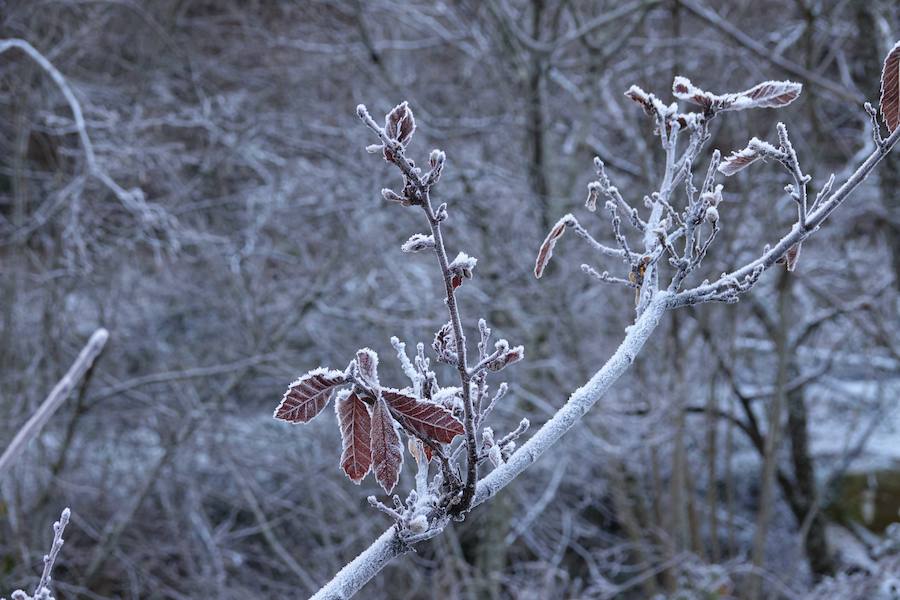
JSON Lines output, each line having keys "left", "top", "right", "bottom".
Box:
{"left": 785, "top": 380, "right": 835, "bottom": 577}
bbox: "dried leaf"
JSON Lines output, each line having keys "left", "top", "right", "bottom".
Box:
{"left": 370, "top": 395, "right": 403, "bottom": 494}
{"left": 448, "top": 252, "right": 477, "bottom": 282}
{"left": 486, "top": 345, "right": 525, "bottom": 372}
{"left": 785, "top": 243, "right": 802, "bottom": 272}
{"left": 274, "top": 368, "right": 346, "bottom": 423}
{"left": 336, "top": 390, "right": 372, "bottom": 483}
{"left": 672, "top": 76, "right": 725, "bottom": 111}
{"left": 624, "top": 85, "right": 655, "bottom": 115}
{"left": 718, "top": 146, "right": 762, "bottom": 176}
{"left": 356, "top": 348, "right": 379, "bottom": 389}
{"left": 673, "top": 77, "right": 801, "bottom": 113}
{"left": 382, "top": 188, "right": 408, "bottom": 205}
{"left": 880, "top": 41, "right": 900, "bottom": 133}
{"left": 432, "top": 322, "right": 457, "bottom": 364}
{"left": 385, "top": 101, "right": 416, "bottom": 146}
{"left": 401, "top": 233, "right": 435, "bottom": 253}
{"left": 383, "top": 388, "right": 464, "bottom": 445}
{"left": 407, "top": 437, "right": 433, "bottom": 463}
{"left": 585, "top": 182, "right": 601, "bottom": 212}
{"left": 728, "top": 80, "right": 802, "bottom": 110}
{"left": 534, "top": 215, "right": 573, "bottom": 278}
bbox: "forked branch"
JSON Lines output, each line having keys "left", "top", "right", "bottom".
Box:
{"left": 300, "top": 41, "right": 900, "bottom": 600}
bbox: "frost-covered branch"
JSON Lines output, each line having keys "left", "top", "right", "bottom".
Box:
{"left": 304, "top": 42, "right": 900, "bottom": 599}
{"left": 273, "top": 101, "right": 526, "bottom": 566}
{"left": 358, "top": 101, "right": 482, "bottom": 514}
{"left": 2, "top": 508, "right": 70, "bottom": 600}
{"left": 0, "top": 39, "right": 156, "bottom": 220}
{"left": 0, "top": 328, "right": 108, "bottom": 478}
{"left": 673, "top": 124, "right": 900, "bottom": 307}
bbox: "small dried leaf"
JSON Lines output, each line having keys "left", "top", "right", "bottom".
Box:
{"left": 672, "top": 76, "right": 725, "bottom": 111}
{"left": 448, "top": 252, "right": 477, "bottom": 279}
{"left": 383, "top": 388, "right": 464, "bottom": 444}
{"left": 785, "top": 243, "right": 802, "bottom": 272}
{"left": 585, "top": 182, "right": 601, "bottom": 212}
{"left": 382, "top": 188, "right": 408, "bottom": 205}
{"left": 488, "top": 444, "right": 503, "bottom": 468}
{"left": 336, "top": 390, "right": 372, "bottom": 483}
{"left": 407, "top": 437, "right": 433, "bottom": 463}
{"left": 401, "top": 233, "right": 435, "bottom": 253}
{"left": 718, "top": 146, "right": 762, "bottom": 176}
{"left": 370, "top": 395, "right": 403, "bottom": 494}
{"left": 624, "top": 85, "right": 655, "bottom": 115}
{"left": 880, "top": 41, "right": 900, "bottom": 133}
{"left": 534, "top": 215, "right": 573, "bottom": 278}
{"left": 274, "top": 368, "right": 346, "bottom": 423}
{"left": 385, "top": 101, "right": 416, "bottom": 146}
{"left": 432, "top": 322, "right": 457, "bottom": 364}
{"left": 486, "top": 345, "right": 525, "bottom": 372}
{"left": 356, "top": 348, "right": 379, "bottom": 389}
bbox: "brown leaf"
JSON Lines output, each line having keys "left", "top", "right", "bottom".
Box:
{"left": 370, "top": 395, "right": 403, "bottom": 494}
{"left": 672, "top": 77, "right": 725, "bottom": 111}
{"left": 624, "top": 85, "right": 655, "bottom": 115}
{"left": 432, "top": 322, "right": 457, "bottom": 363}
{"left": 785, "top": 243, "right": 802, "bottom": 272}
{"left": 534, "top": 215, "right": 573, "bottom": 279}
{"left": 407, "top": 437, "right": 433, "bottom": 463}
{"left": 729, "top": 80, "right": 802, "bottom": 110}
{"left": 274, "top": 368, "right": 346, "bottom": 423}
{"left": 383, "top": 388, "right": 464, "bottom": 445}
{"left": 355, "top": 348, "right": 379, "bottom": 389}
{"left": 718, "top": 146, "right": 761, "bottom": 176}
{"left": 486, "top": 346, "right": 525, "bottom": 372}
{"left": 385, "top": 101, "right": 416, "bottom": 146}
{"left": 880, "top": 41, "right": 900, "bottom": 133}
{"left": 336, "top": 390, "right": 372, "bottom": 483}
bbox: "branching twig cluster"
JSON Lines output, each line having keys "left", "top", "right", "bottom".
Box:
{"left": 538, "top": 77, "right": 818, "bottom": 309}
{"left": 2, "top": 508, "right": 70, "bottom": 600}
{"left": 273, "top": 102, "right": 527, "bottom": 548}
{"left": 296, "top": 40, "right": 900, "bottom": 600}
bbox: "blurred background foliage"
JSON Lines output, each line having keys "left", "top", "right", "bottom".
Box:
{"left": 1, "top": 1, "right": 899, "bottom": 598}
